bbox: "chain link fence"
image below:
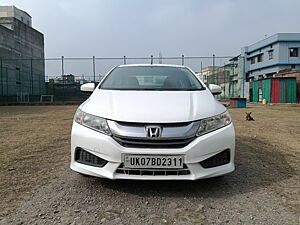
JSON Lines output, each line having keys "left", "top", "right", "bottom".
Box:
{"left": 0, "top": 55, "right": 246, "bottom": 103}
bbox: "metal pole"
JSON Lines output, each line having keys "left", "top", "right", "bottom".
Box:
{"left": 30, "top": 58, "right": 33, "bottom": 95}
{"left": 93, "top": 56, "right": 96, "bottom": 82}
{"left": 231, "top": 61, "right": 233, "bottom": 97}
{"left": 61, "top": 56, "right": 64, "bottom": 76}
{"left": 61, "top": 56, "right": 64, "bottom": 101}
{"left": 150, "top": 55, "right": 153, "bottom": 64}
{"left": 233, "top": 61, "right": 235, "bottom": 97}
{"left": 6, "top": 67, "right": 8, "bottom": 97}
{"left": 0, "top": 58, "right": 3, "bottom": 97}
{"left": 123, "top": 56, "right": 126, "bottom": 65}
{"left": 159, "top": 52, "right": 162, "bottom": 64}
{"left": 181, "top": 55, "right": 184, "bottom": 66}
{"left": 39, "top": 71, "right": 41, "bottom": 96}
{"left": 212, "top": 54, "right": 215, "bottom": 84}
{"left": 216, "top": 63, "right": 219, "bottom": 85}
{"left": 242, "top": 56, "right": 245, "bottom": 98}
{"left": 200, "top": 61, "right": 203, "bottom": 80}
{"left": 223, "top": 64, "right": 225, "bottom": 99}
{"left": 228, "top": 64, "right": 231, "bottom": 98}
{"left": 16, "top": 67, "right": 21, "bottom": 100}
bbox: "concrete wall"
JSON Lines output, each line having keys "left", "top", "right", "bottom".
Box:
{"left": 0, "top": 17, "right": 44, "bottom": 100}
{"left": 0, "top": 6, "right": 32, "bottom": 27}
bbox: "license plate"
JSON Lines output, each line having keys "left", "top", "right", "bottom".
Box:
{"left": 123, "top": 155, "right": 184, "bottom": 169}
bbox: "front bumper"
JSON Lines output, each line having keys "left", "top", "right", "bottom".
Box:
{"left": 70, "top": 122, "right": 235, "bottom": 180}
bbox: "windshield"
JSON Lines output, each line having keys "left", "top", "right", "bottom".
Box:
{"left": 99, "top": 66, "right": 205, "bottom": 91}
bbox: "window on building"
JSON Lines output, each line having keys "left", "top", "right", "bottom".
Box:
{"left": 289, "top": 48, "right": 298, "bottom": 57}
{"left": 246, "top": 73, "right": 250, "bottom": 82}
{"left": 268, "top": 50, "right": 274, "bottom": 60}
{"left": 291, "top": 65, "right": 296, "bottom": 69}
{"left": 250, "top": 57, "right": 255, "bottom": 64}
{"left": 257, "top": 54, "right": 263, "bottom": 62}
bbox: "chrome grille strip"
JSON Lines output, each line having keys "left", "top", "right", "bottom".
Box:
{"left": 108, "top": 120, "right": 200, "bottom": 139}
{"left": 112, "top": 135, "right": 196, "bottom": 148}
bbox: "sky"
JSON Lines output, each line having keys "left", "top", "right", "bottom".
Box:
{"left": 1, "top": 0, "right": 300, "bottom": 76}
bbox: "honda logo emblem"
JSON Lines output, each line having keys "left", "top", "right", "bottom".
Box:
{"left": 146, "top": 126, "right": 161, "bottom": 138}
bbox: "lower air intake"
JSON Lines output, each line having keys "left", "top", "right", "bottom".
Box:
{"left": 116, "top": 164, "right": 190, "bottom": 176}
{"left": 75, "top": 147, "right": 107, "bottom": 168}
{"left": 200, "top": 149, "right": 230, "bottom": 168}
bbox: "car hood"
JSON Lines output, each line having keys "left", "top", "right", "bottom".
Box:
{"left": 81, "top": 90, "right": 226, "bottom": 123}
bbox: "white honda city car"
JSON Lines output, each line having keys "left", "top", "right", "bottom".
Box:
{"left": 70, "top": 64, "right": 235, "bottom": 180}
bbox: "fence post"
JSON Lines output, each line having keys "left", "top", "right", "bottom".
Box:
{"left": 93, "top": 56, "right": 96, "bottom": 82}
{"left": 123, "top": 56, "right": 126, "bottom": 65}
{"left": 159, "top": 52, "right": 162, "bottom": 64}
{"left": 181, "top": 55, "right": 184, "bottom": 66}
{"left": 242, "top": 56, "right": 245, "bottom": 98}
{"left": 61, "top": 56, "right": 65, "bottom": 101}
{"left": 200, "top": 61, "right": 202, "bottom": 80}
{"left": 16, "top": 67, "right": 21, "bottom": 101}
{"left": 216, "top": 61, "right": 219, "bottom": 85}
{"left": 229, "top": 60, "right": 234, "bottom": 97}
{"left": 30, "top": 58, "right": 33, "bottom": 96}
{"left": 61, "top": 56, "right": 64, "bottom": 75}
{"left": 6, "top": 67, "right": 8, "bottom": 97}
{"left": 233, "top": 60, "right": 235, "bottom": 97}
{"left": 212, "top": 54, "right": 215, "bottom": 84}
{"left": 150, "top": 55, "right": 153, "bottom": 64}
{"left": 39, "top": 71, "right": 41, "bottom": 97}
{"left": 223, "top": 64, "right": 226, "bottom": 99}
{"left": 0, "top": 58, "right": 3, "bottom": 97}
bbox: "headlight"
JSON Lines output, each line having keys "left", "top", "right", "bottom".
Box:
{"left": 196, "top": 111, "right": 232, "bottom": 136}
{"left": 74, "top": 109, "right": 111, "bottom": 135}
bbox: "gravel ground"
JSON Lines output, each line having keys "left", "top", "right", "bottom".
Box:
{"left": 0, "top": 104, "right": 299, "bottom": 225}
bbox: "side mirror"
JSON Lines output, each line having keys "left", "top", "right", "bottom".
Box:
{"left": 209, "top": 84, "right": 222, "bottom": 95}
{"left": 80, "top": 83, "right": 95, "bottom": 93}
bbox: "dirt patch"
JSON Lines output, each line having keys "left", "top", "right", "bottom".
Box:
{"left": 0, "top": 104, "right": 299, "bottom": 224}
{"left": 0, "top": 106, "right": 77, "bottom": 217}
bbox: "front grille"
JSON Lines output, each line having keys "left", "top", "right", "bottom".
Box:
{"left": 116, "top": 163, "right": 191, "bottom": 176}
{"left": 75, "top": 147, "right": 108, "bottom": 167}
{"left": 199, "top": 149, "right": 230, "bottom": 168}
{"left": 112, "top": 136, "right": 195, "bottom": 148}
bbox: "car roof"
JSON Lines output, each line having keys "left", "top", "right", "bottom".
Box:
{"left": 117, "top": 64, "right": 186, "bottom": 68}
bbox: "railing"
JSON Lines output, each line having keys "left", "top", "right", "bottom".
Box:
{"left": 0, "top": 55, "right": 246, "bottom": 103}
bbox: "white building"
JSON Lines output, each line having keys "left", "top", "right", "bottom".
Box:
{"left": 242, "top": 33, "right": 300, "bottom": 81}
